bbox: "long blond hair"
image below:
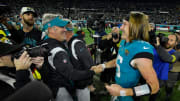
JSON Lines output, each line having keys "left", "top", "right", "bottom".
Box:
{"left": 128, "top": 11, "right": 149, "bottom": 42}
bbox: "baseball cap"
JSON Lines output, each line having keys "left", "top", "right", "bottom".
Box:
{"left": 63, "top": 18, "right": 73, "bottom": 31}
{"left": 0, "top": 42, "right": 23, "bottom": 57}
{"left": 20, "top": 7, "right": 37, "bottom": 17}
{"left": 43, "top": 16, "right": 69, "bottom": 31}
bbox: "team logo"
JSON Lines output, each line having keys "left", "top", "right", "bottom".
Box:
{"left": 125, "top": 49, "right": 129, "bottom": 56}
{"left": 63, "top": 59, "right": 67, "bottom": 63}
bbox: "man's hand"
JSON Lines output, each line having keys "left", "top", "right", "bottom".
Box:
{"left": 31, "top": 56, "right": 44, "bottom": 69}
{"left": 90, "top": 64, "right": 103, "bottom": 73}
{"left": 14, "top": 51, "right": 32, "bottom": 71}
{"left": 111, "top": 27, "right": 120, "bottom": 34}
{"left": 106, "top": 34, "right": 112, "bottom": 40}
{"left": 102, "top": 34, "right": 112, "bottom": 40}
{"left": 106, "top": 84, "right": 123, "bottom": 96}
{"left": 156, "top": 37, "right": 160, "bottom": 46}
{"left": 106, "top": 84, "right": 133, "bottom": 96}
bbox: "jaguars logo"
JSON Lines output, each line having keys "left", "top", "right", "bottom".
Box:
{"left": 125, "top": 49, "right": 129, "bottom": 56}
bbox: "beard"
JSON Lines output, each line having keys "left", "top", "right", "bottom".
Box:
{"left": 23, "top": 17, "right": 34, "bottom": 26}
{"left": 165, "top": 44, "right": 174, "bottom": 49}
{"left": 165, "top": 46, "right": 171, "bottom": 49}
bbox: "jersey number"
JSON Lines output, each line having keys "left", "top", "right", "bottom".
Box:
{"left": 116, "top": 54, "right": 123, "bottom": 78}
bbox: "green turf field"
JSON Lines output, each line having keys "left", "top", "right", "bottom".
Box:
{"left": 75, "top": 28, "right": 173, "bottom": 45}
{"left": 74, "top": 27, "right": 113, "bottom": 45}
{"left": 74, "top": 28, "right": 180, "bottom": 101}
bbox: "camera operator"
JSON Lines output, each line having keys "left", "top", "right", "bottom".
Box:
{"left": 88, "top": 18, "right": 107, "bottom": 46}
{"left": 172, "top": 32, "right": 180, "bottom": 91}
{"left": 0, "top": 42, "right": 32, "bottom": 100}
{"left": 99, "top": 27, "right": 120, "bottom": 86}
{"left": 148, "top": 23, "right": 157, "bottom": 46}
{"left": 150, "top": 33, "right": 180, "bottom": 101}
{"left": 0, "top": 42, "right": 53, "bottom": 101}
{"left": 95, "top": 20, "right": 107, "bottom": 46}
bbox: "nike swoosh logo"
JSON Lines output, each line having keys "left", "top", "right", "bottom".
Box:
{"left": 143, "top": 46, "right": 149, "bottom": 49}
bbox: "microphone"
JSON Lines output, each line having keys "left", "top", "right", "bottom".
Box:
{"left": 4, "top": 81, "right": 53, "bottom": 101}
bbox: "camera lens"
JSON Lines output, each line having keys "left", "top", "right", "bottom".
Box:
{"left": 112, "top": 33, "right": 118, "bottom": 39}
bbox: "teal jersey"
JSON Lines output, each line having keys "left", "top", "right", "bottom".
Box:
{"left": 115, "top": 40, "right": 154, "bottom": 101}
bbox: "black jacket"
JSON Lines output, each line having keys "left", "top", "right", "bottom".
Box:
{"left": 68, "top": 36, "right": 94, "bottom": 89}
{"left": 41, "top": 38, "right": 95, "bottom": 96}
{"left": 0, "top": 68, "right": 30, "bottom": 100}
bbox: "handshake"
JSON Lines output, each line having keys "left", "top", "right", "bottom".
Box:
{"left": 90, "top": 64, "right": 106, "bottom": 74}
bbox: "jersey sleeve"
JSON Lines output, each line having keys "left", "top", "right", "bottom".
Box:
{"left": 132, "top": 41, "right": 154, "bottom": 61}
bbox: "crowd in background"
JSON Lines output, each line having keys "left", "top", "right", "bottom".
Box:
{"left": 0, "top": 0, "right": 180, "bottom": 101}
{"left": 1, "top": 0, "right": 180, "bottom": 25}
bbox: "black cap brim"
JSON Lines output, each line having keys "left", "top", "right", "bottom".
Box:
{"left": 23, "top": 11, "right": 37, "bottom": 17}
{"left": 0, "top": 42, "right": 24, "bottom": 57}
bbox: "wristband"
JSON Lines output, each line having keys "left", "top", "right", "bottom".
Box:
{"left": 133, "top": 84, "right": 151, "bottom": 96}
{"left": 101, "top": 64, "right": 106, "bottom": 71}
{"left": 120, "top": 90, "right": 126, "bottom": 96}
